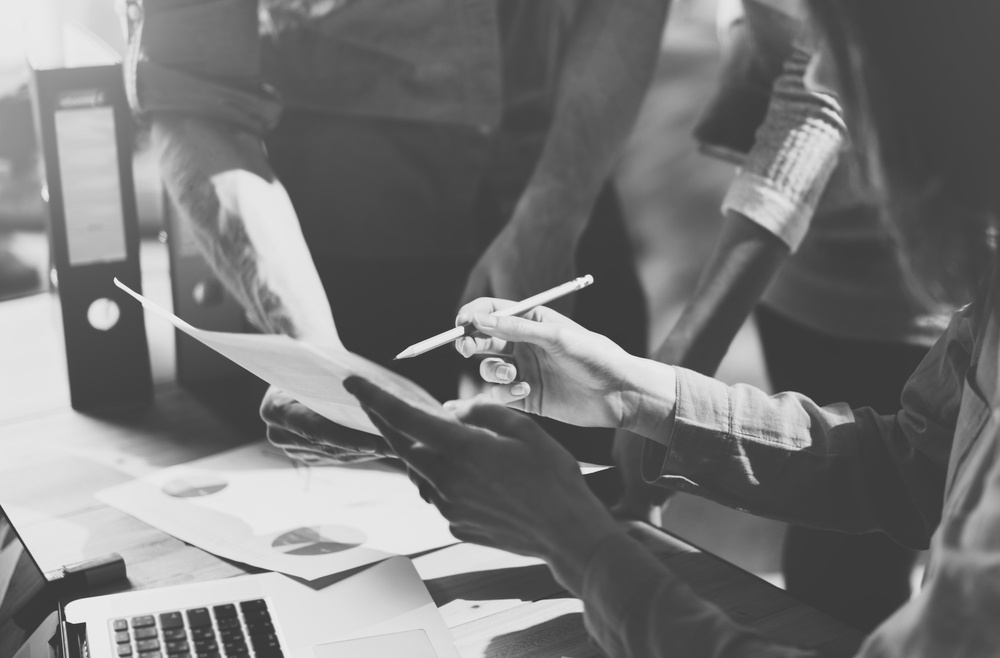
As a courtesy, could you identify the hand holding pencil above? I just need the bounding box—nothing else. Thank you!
[436,281,653,431]
[394,275,595,360]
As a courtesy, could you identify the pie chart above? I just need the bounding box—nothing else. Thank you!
[271,525,366,555]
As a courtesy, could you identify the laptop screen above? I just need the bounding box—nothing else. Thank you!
[0,504,51,627]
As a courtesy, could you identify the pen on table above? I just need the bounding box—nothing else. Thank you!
[394,274,594,360]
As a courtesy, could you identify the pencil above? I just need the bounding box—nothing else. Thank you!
[394,275,594,360]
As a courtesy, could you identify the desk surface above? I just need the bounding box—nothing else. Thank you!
[0,273,865,658]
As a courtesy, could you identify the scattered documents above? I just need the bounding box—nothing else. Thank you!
[114,279,445,436]
[97,442,456,581]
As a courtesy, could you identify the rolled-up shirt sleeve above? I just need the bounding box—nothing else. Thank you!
[721,42,846,252]
[642,304,973,549]
[126,0,281,135]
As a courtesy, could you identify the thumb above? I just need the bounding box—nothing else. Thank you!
[472,313,563,351]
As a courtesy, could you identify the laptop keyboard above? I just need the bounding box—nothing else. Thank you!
[109,599,284,658]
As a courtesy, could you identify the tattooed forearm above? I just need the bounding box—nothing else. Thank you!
[154,116,303,338]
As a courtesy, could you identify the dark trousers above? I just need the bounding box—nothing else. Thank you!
[267,112,648,471]
[755,306,927,632]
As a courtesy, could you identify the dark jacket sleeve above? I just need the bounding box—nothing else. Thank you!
[126,0,281,134]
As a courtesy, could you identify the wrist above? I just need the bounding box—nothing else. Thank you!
[621,357,676,441]
[539,503,625,596]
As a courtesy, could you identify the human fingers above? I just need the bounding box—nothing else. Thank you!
[345,377,471,454]
[479,357,518,384]
[261,389,385,455]
[357,399,450,493]
[455,297,519,325]
[469,313,566,352]
[456,334,513,359]
[442,390,529,417]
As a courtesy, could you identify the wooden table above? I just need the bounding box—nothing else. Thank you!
[0,263,864,658]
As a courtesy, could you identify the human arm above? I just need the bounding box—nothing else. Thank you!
[459,0,670,310]
[615,39,847,516]
[456,297,971,547]
[133,1,383,461]
[346,378,814,658]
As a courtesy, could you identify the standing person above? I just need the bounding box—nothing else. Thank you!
[613,0,951,631]
[126,0,666,464]
[344,1,1000,653]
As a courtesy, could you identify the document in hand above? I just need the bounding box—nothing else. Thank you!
[114,279,444,435]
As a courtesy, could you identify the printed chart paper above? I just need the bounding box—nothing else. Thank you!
[114,279,446,436]
[97,442,457,580]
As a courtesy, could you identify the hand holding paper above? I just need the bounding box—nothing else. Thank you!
[114,279,444,437]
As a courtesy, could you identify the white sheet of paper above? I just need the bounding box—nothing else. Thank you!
[313,630,438,658]
[97,442,456,581]
[114,280,444,435]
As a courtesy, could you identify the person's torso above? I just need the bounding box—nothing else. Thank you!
[259,0,578,131]
[761,166,953,347]
[858,271,1000,656]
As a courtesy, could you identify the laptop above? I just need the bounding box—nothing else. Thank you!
[1,506,458,658]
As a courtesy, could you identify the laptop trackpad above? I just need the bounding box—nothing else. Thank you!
[313,629,438,658]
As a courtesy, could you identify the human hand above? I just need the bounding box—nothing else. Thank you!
[345,376,624,589]
[260,385,390,464]
[610,429,676,523]
[451,298,641,430]
[459,213,580,315]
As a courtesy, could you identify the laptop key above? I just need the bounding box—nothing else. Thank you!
[163,629,186,641]
[216,617,240,631]
[113,620,129,632]
[212,604,237,619]
[131,616,155,629]
[165,641,189,655]
[190,628,215,641]
[139,653,162,658]
[115,632,131,644]
[222,640,247,655]
[253,651,283,658]
[218,628,244,642]
[238,600,266,613]
[196,653,220,658]
[137,639,160,653]
[135,628,158,641]
[117,645,133,657]
[160,612,184,630]
[246,620,275,637]
[193,641,218,654]
[250,634,280,653]
[241,609,269,625]
[186,608,212,629]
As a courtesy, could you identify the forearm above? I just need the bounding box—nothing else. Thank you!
[516,0,670,231]
[152,115,339,345]
[654,211,789,374]
[547,531,815,658]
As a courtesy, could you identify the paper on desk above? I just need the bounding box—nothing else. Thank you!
[313,630,439,658]
[114,279,444,436]
[97,442,457,581]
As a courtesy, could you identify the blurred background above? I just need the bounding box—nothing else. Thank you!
[0,0,785,584]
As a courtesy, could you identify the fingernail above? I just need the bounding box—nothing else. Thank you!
[511,383,529,397]
[455,313,470,326]
[458,337,474,358]
[443,400,459,413]
[496,364,513,381]
[475,313,497,328]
